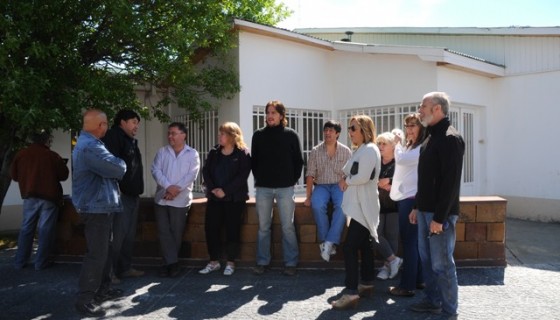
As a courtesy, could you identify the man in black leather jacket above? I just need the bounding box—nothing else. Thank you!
[102,109,144,282]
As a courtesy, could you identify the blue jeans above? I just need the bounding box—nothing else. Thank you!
[255,187,299,267]
[397,199,423,290]
[112,194,140,276]
[14,198,59,270]
[417,210,459,315]
[311,184,345,244]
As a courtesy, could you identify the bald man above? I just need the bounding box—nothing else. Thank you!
[72,109,127,317]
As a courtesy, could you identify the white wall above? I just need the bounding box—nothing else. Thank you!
[492,71,560,221]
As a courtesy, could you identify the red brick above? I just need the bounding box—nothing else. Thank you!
[240,224,258,243]
[184,224,205,242]
[295,208,316,224]
[459,203,476,222]
[141,222,158,241]
[465,223,487,241]
[487,223,505,242]
[454,242,478,260]
[478,242,505,260]
[188,209,205,224]
[298,224,317,243]
[246,208,259,224]
[456,222,465,241]
[476,202,507,222]
[239,243,256,261]
[272,243,282,260]
[299,243,321,261]
[190,242,208,259]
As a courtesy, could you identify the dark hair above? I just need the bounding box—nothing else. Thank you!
[113,109,140,127]
[265,100,288,127]
[404,113,428,149]
[323,120,342,133]
[32,130,52,145]
[168,122,188,135]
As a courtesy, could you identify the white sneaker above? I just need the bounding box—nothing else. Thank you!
[199,262,221,274]
[388,257,403,279]
[330,244,337,256]
[376,265,389,280]
[320,242,332,262]
[223,265,235,276]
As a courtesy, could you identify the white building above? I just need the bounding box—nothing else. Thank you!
[2,20,559,231]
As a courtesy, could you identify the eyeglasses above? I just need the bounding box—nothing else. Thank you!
[348,125,359,132]
[404,124,418,128]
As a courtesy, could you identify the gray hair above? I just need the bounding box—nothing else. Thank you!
[426,91,450,115]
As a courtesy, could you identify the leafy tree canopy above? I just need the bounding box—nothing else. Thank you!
[0,0,290,211]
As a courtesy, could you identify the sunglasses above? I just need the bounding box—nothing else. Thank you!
[348,125,359,132]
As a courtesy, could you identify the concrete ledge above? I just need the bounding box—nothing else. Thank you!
[55,196,507,268]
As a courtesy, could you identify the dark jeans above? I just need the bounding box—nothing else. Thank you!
[204,200,245,262]
[373,211,399,259]
[77,213,113,304]
[397,198,423,290]
[112,194,140,276]
[343,219,375,294]
[154,204,189,265]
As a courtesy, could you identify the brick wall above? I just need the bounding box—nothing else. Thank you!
[55,196,507,268]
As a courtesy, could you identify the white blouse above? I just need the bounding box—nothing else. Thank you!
[390,144,420,201]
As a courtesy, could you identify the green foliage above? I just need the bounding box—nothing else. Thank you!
[0,0,291,211]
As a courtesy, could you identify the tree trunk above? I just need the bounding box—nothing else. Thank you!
[0,143,17,216]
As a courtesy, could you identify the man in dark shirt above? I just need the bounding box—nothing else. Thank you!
[102,109,144,283]
[251,100,304,276]
[409,92,465,319]
[11,131,69,270]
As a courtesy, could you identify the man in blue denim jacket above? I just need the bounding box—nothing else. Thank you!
[72,109,127,317]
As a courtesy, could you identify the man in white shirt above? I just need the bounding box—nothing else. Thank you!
[151,122,200,277]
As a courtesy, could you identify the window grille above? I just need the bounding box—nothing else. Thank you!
[339,103,475,189]
[252,106,331,193]
[174,111,219,193]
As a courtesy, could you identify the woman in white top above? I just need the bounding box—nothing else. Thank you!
[331,115,381,310]
[388,113,428,297]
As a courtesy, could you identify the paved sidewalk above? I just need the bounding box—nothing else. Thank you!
[1,218,559,320]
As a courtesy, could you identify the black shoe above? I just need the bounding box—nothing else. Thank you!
[168,263,181,277]
[159,265,169,277]
[94,288,124,304]
[409,301,442,314]
[75,302,106,317]
[252,265,268,275]
[282,266,297,276]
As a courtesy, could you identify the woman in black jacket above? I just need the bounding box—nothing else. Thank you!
[198,122,251,276]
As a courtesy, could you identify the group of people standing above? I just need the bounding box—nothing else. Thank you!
[9,91,464,319]
[304,92,465,320]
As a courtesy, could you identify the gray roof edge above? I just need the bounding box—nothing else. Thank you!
[294,26,560,36]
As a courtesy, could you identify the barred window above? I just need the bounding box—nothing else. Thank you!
[253,106,332,193]
[174,111,219,193]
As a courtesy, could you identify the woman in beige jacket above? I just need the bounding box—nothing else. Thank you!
[332,115,381,310]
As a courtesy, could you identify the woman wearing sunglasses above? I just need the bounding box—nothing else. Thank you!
[331,115,381,310]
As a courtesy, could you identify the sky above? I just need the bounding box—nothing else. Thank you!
[276,0,560,30]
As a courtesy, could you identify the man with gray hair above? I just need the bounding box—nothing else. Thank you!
[409,92,465,319]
